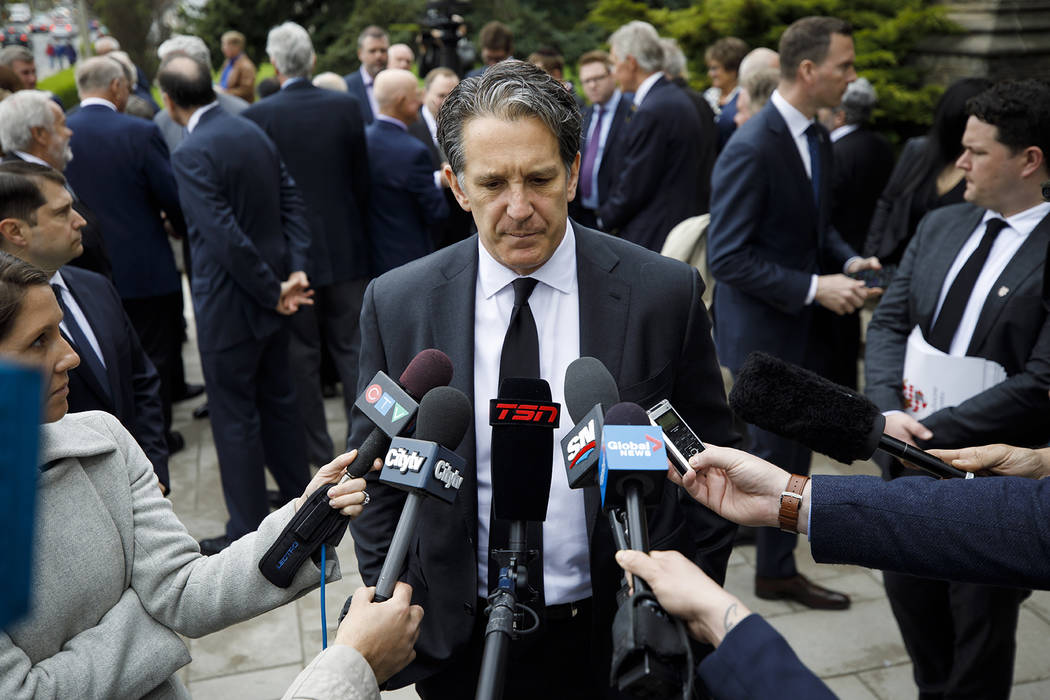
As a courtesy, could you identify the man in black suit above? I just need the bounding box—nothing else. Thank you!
[569,50,633,230]
[660,38,718,213]
[243,21,372,467]
[864,79,1050,700]
[158,55,314,553]
[0,163,169,490]
[347,60,740,699]
[342,25,388,124]
[598,21,705,252]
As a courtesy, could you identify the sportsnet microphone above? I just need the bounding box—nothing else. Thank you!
[729,352,968,479]
[477,377,560,700]
[373,385,472,601]
[258,349,452,587]
[561,357,620,489]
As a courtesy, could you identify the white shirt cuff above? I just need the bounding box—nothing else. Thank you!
[843,256,862,273]
[804,274,818,305]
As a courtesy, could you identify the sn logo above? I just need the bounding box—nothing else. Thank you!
[566,419,596,463]
[386,447,426,473]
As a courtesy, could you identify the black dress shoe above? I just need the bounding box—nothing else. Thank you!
[198,534,233,555]
[166,430,185,454]
[174,382,206,402]
[192,402,209,419]
[755,573,851,610]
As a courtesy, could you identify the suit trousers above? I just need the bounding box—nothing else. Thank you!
[122,291,184,434]
[748,424,812,578]
[883,571,1028,699]
[199,326,310,539]
[288,278,368,465]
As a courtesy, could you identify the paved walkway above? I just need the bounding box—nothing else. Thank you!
[168,289,1050,699]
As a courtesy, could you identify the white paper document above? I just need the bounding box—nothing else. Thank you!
[901,326,1007,420]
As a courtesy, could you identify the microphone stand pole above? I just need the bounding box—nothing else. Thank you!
[476,520,528,700]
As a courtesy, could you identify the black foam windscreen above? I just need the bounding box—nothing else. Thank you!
[414,385,472,449]
[604,401,650,427]
[564,357,620,423]
[728,352,882,464]
[491,377,555,521]
[400,349,454,399]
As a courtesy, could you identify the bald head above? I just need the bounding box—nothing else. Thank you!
[374,69,421,125]
[388,43,414,71]
[157,54,216,121]
[738,47,779,82]
[95,36,120,55]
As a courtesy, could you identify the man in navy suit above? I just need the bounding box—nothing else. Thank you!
[64,57,187,454]
[158,55,314,553]
[365,69,448,275]
[597,21,706,252]
[569,50,633,230]
[342,26,388,125]
[0,163,169,491]
[243,22,372,468]
[708,17,881,610]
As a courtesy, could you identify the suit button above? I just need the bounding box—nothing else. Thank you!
[464,602,474,615]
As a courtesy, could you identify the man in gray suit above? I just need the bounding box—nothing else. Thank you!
[864,79,1050,700]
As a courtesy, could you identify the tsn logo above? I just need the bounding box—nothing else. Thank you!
[491,402,559,425]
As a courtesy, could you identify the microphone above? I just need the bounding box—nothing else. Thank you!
[561,357,620,489]
[728,352,967,479]
[258,349,452,588]
[599,402,665,539]
[373,385,472,602]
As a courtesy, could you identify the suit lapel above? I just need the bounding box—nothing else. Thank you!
[764,105,819,220]
[918,206,985,333]
[63,274,120,411]
[968,211,1050,353]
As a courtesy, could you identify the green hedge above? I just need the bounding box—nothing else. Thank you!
[38,68,78,109]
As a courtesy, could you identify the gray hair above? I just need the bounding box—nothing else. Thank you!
[0,45,33,68]
[76,56,126,96]
[741,67,779,112]
[660,37,686,79]
[609,21,665,74]
[95,36,120,54]
[267,22,314,79]
[437,60,581,179]
[107,50,136,83]
[158,34,212,68]
[838,77,877,125]
[0,90,56,153]
[357,25,388,49]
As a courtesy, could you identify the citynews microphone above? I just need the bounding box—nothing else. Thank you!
[258,349,452,588]
[561,357,620,489]
[373,385,472,602]
[728,352,968,479]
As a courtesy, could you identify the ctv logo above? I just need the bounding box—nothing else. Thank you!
[365,383,410,422]
[491,401,559,425]
[566,419,596,468]
[434,460,463,489]
[386,446,426,473]
[607,435,663,457]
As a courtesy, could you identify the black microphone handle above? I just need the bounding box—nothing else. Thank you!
[374,492,425,602]
[878,435,968,479]
[341,428,393,481]
[623,481,651,595]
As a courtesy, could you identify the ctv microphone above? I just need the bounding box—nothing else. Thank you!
[373,385,472,602]
[561,357,620,489]
[728,352,967,479]
[258,349,452,588]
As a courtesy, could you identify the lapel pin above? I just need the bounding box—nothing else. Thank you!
[997,286,1009,297]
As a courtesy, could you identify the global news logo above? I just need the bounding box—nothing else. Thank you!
[606,435,663,458]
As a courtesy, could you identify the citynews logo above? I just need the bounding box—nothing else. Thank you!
[434,459,463,490]
[566,419,596,468]
[606,435,663,458]
[490,401,560,425]
[386,446,426,473]
[365,383,411,423]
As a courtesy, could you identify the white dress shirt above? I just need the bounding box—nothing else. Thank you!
[632,72,663,107]
[473,221,590,605]
[359,66,379,120]
[830,123,860,143]
[78,97,118,112]
[375,113,408,131]
[185,101,220,133]
[933,202,1050,356]
[50,270,106,368]
[420,104,447,189]
[581,90,622,210]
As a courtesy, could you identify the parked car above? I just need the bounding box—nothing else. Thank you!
[51,23,76,39]
[29,13,51,32]
[2,26,30,47]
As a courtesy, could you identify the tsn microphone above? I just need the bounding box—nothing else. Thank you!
[258,349,452,588]
[729,352,968,479]
[561,357,620,489]
[373,386,472,602]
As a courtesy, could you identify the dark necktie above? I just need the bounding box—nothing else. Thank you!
[805,123,823,208]
[927,218,1009,352]
[578,105,604,203]
[52,284,110,399]
[490,277,544,599]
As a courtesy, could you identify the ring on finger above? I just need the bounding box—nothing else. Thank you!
[361,491,370,506]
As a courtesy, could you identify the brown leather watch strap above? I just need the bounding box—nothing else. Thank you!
[778,474,810,533]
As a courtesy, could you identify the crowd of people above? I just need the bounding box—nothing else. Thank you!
[0,10,1048,700]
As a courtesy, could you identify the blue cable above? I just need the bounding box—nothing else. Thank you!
[320,544,328,649]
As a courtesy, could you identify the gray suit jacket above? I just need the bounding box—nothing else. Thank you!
[865,203,1050,454]
[0,411,338,699]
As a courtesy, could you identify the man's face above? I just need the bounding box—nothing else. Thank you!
[447,116,579,276]
[424,74,458,117]
[609,48,639,93]
[25,180,85,270]
[12,59,36,89]
[389,45,414,71]
[956,116,1031,213]
[359,36,389,77]
[810,33,856,110]
[42,102,73,170]
[221,40,240,60]
[580,61,615,106]
[481,46,509,67]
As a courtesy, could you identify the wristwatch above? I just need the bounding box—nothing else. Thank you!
[778,474,810,533]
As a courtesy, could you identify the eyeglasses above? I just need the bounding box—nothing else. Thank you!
[581,74,612,86]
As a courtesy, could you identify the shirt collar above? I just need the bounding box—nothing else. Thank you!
[633,73,663,107]
[186,101,220,133]
[984,201,1050,237]
[830,124,860,142]
[12,151,50,167]
[478,219,576,300]
[597,89,621,112]
[79,97,117,112]
[360,65,374,87]
[281,76,307,89]
[376,113,408,131]
[49,269,67,292]
[771,89,814,140]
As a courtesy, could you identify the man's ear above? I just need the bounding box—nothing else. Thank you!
[1020,145,1046,181]
[566,151,581,203]
[0,218,29,249]
[444,165,471,212]
[29,124,49,150]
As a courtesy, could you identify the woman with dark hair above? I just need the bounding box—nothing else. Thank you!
[863,77,994,267]
[703,36,749,148]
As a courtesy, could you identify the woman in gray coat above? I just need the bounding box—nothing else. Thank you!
[0,251,377,698]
